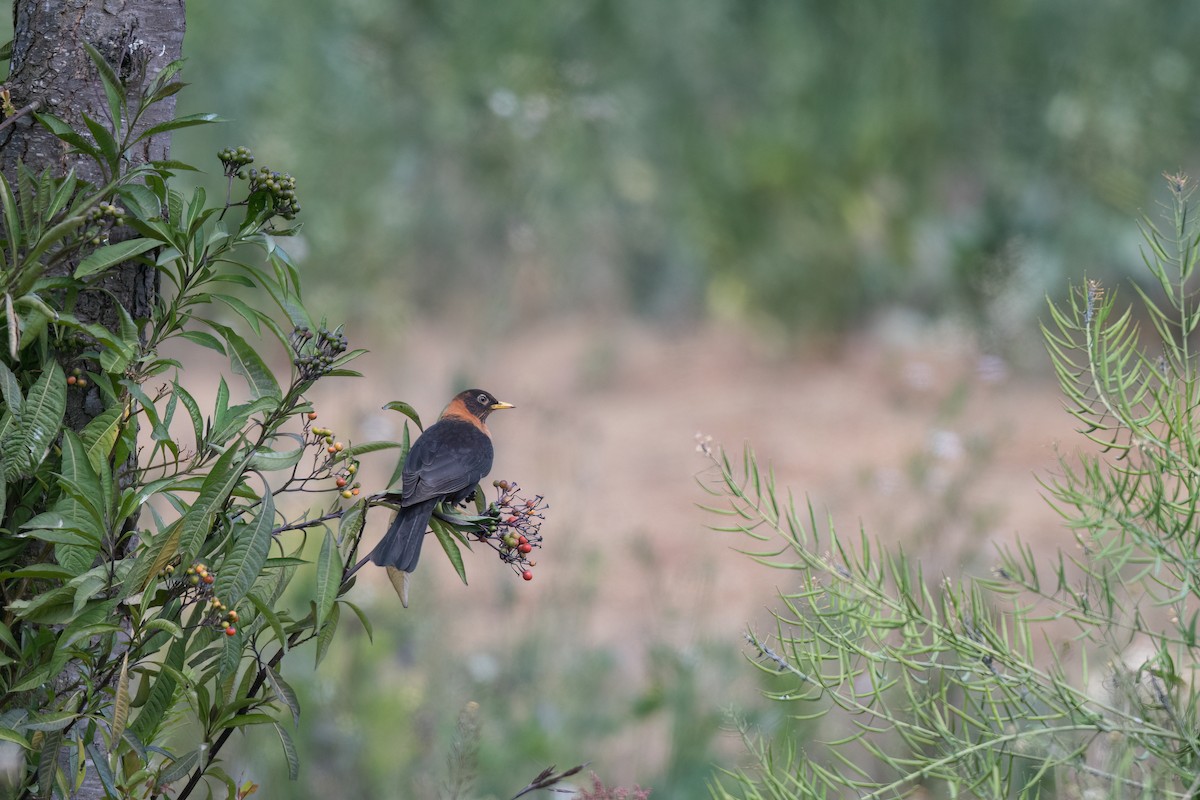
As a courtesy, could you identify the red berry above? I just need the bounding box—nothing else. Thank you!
[335,477,347,487]
[203,574,215,585]
[517,535,528,545]
[225,626,237,636]
[522,570,533,581]
[519,543,532,554]
[67,375,77,385]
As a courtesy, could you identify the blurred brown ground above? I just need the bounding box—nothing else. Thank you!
[306,317,1074,657]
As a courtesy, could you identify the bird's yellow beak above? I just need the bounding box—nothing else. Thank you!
[490,401,515,411]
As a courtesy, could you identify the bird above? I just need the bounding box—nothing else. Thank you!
[368,389,514,574]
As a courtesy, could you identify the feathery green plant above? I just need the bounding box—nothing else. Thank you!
[704,174,1200,799]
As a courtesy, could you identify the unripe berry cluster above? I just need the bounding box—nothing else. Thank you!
[83,201,127,246]
[480,480,547,581]
[304,410,363,497]
[158,561,241,636]
[218,145,254,177]
[247,165,301,220]
[290,325,349,382]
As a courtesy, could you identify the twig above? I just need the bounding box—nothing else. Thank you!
[0,98,42,134]
[508,763,588,800]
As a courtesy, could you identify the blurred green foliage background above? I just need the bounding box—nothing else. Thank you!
[6,1,1200,797]
[173,1,1200,339]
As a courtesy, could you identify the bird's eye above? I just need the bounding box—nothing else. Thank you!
[477,393,489,405]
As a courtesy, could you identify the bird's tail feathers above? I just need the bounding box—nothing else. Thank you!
[369,498,439,573]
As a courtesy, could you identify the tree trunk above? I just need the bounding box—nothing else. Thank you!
[2,3,184,797]
[3,0,184,426]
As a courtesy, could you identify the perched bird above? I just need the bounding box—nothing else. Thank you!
[368,389,514,573]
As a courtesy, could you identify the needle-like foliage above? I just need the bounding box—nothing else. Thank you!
[704,175,1200,799]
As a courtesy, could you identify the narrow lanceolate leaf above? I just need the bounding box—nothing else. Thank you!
[273,722,300,780]
[265,665,300,727]
[314,529,342,631]
[109,653,130,748]
[54,430,105,573]
[383,400,423,431]
[430,517,468,585]
[176,443,247,567]
[73,238,159,278]
[0,359,22,416]
[130,638,185,742]
[124,520,181,598]
[3,293,14,361]
[338,499,367,562]
[218,492,274,610]
[204,321,280,400]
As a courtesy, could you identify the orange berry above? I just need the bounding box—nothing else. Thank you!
[308,411,318,420]
[67,375,77,385]
[334,442,344,452]
[203,574,215,585]
[351,488,360,496]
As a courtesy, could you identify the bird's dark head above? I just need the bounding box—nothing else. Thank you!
[446,389,515,422]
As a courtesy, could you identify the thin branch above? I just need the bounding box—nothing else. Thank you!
[0,98,42,134]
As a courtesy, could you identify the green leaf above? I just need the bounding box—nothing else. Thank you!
[341,599,374,643]
[314,602,340,668]
[430,517,468,585]
[273,722,300,780]
[342,440,403,458]
[0,359,22,415]
[247,592,287,651]
[247,441,305,472]
[80,402,126,472]
[204,321,280,401]
[218,492,274,611]
[176,330,226,354]
[74,238,159,278]
[80,112,119,171]
[109,653,130,748]
[35,112,103,161]
[176,443,247,566]
[3,361,65,480]
[265,666,300,728]
[0,727,30,749]
[315,529,341,631]
[338,499,367,561]
[130,638,185,741]
[82,42,125,128]
[134,113,226,144]
[383,400,423,431]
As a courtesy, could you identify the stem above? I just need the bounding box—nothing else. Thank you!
[0,98,42,134]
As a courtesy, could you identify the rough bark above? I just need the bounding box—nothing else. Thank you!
[4,0,184,428]
[3,3,184,797]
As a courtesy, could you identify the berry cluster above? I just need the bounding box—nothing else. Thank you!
[158,561,240,636]
[305,411,363,498]
[66,366,89,389]
[290,325,349,382]
[247,165,301,220]
[83,200,127,246]
[218,145,255,177]
[478,480,547,581]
